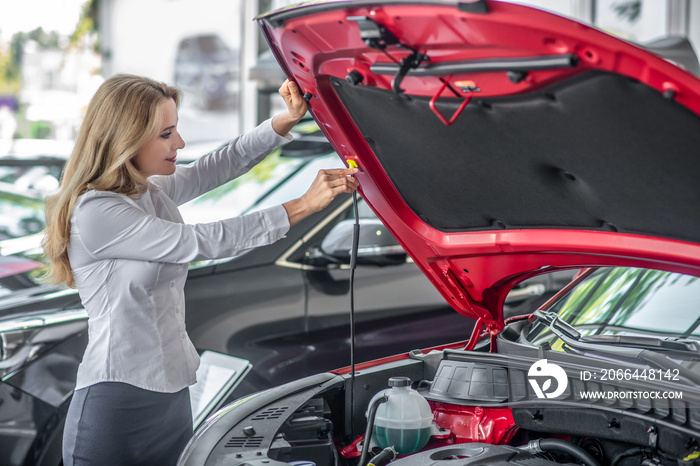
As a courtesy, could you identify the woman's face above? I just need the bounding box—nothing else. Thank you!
[133,98,185,177]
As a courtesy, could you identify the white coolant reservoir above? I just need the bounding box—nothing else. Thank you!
[368,376,433,454]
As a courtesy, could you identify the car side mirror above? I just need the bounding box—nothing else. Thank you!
[318,218,407,266]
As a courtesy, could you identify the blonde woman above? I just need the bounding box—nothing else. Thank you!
[43,74,358,465]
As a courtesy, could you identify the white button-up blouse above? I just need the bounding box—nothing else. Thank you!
[68,119,291,393]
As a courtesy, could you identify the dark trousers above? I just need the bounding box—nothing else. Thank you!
[63,382,193,466]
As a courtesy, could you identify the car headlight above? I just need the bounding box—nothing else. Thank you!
[0,308,88,376]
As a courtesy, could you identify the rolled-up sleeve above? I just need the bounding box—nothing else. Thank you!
[74,191,290,263]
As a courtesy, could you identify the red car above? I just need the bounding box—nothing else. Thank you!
[178,1,700,465]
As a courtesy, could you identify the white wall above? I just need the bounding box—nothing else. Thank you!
[99,0,257,138]
[100,0,245,83]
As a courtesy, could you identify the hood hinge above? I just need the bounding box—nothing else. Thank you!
[444,268,503,334]
[346,15,429,94]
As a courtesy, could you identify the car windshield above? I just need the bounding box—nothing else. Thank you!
[526,267,700,349]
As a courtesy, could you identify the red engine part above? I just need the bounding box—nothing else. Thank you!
[430,402,518,445]
[339,403,518,459]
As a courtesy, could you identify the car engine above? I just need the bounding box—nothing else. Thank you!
[194,343,700,466]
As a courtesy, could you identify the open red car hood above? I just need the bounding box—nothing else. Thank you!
[258,0,700,333]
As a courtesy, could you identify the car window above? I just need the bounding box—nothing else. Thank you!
[0,164,61,192]
[0,190,46,240]
[178,149,342,270]
[244,153,344,214]
[527,267,700,346]
[178,151,307,224]
[178,122,345,223]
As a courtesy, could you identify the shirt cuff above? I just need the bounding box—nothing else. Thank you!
[263,117,294,143]
[261,204,291,240]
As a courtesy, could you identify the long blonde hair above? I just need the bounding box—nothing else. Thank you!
[42,74,180,287]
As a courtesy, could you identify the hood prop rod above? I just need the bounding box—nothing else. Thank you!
[348,161,360,437]
[391,49,429,94]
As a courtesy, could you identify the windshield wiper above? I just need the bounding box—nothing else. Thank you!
[533,310,700,385]
[534,310,700,354]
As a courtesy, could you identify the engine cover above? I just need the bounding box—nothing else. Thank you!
[388,443,566,465]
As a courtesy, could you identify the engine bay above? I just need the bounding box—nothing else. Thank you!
[200,343,700,466]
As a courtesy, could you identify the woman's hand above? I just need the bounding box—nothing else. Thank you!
[283,167,359,226]
[272,79,309,136]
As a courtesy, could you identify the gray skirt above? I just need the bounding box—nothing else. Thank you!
[63,382,193,466]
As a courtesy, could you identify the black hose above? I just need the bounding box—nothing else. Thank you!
[367,446,396,466]
[521,438,601,466]
[540,438,601,466]
[350,191,360,270]
[358,393,388,466]
[610,447,647,466]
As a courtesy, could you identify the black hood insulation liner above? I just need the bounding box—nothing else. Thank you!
[332,71,700,244]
